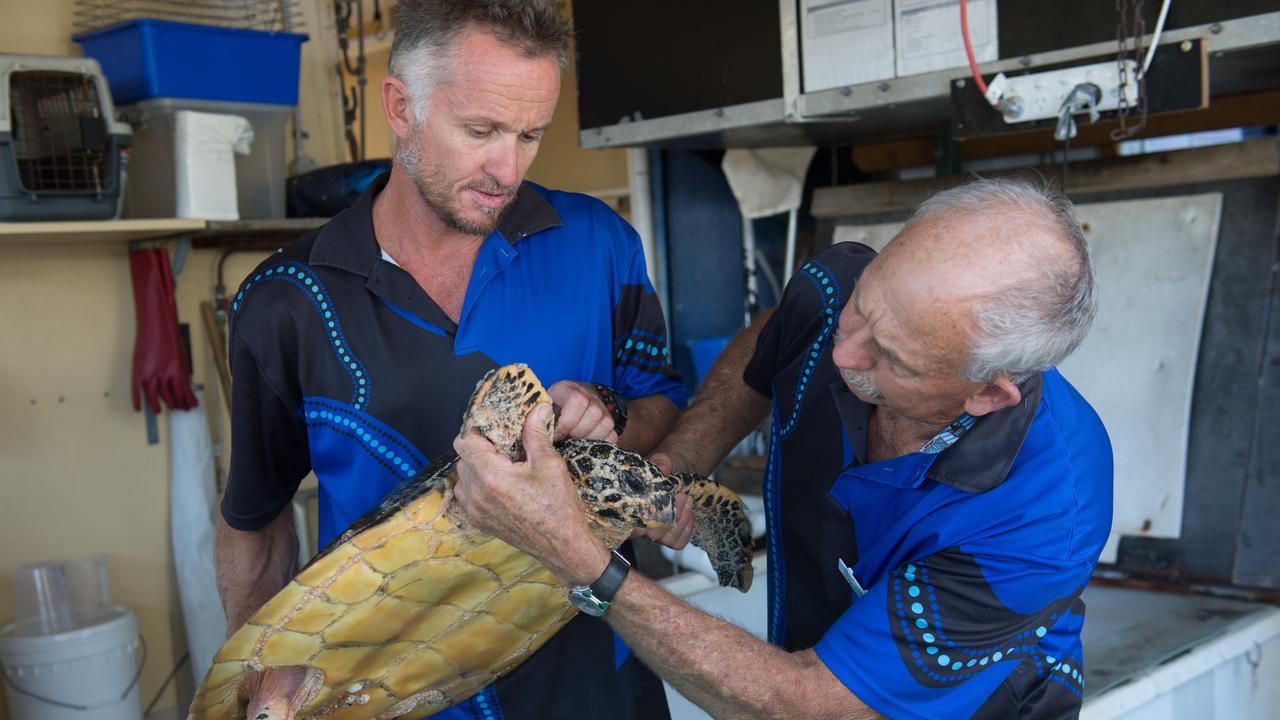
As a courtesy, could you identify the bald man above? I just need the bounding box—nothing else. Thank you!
[452,178,1114,719]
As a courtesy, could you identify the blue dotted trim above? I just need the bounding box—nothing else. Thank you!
[892,561,1084,692]
[302,398,426,479]
[615,332,672,369]
[779,259,841,439]
[1042,653,1086,697]
[234,262,372,410]
[464,685,504,719]
[614,328,667,344]
[764,401,787,646]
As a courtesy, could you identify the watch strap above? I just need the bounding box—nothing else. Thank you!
[592,384,629,436]
[589,549,632,603]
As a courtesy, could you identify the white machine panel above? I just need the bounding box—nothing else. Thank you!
[996,60,1140,124]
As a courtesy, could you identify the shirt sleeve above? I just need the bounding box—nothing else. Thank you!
[813,548,1089,720]
[220,303,312,531]
[744,242,876,396]
[611,239,688,409]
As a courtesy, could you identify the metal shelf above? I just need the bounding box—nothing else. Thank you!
[577,10,1280,150]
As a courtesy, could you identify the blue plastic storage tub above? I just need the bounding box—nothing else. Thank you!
[73,20,308,106]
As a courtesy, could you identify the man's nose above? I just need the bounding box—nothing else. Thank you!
[482,137,522,189]
[833,331,874,372]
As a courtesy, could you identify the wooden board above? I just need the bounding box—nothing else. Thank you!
[813,138,1280,217]
[0,218,206,246]
[852,90,1280,174]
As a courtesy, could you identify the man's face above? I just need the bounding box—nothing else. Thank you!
[399,29,560,236]
[830,255,984,426]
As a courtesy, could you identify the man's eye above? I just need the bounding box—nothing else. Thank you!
[468,127,492,139]
[519,133,541,143]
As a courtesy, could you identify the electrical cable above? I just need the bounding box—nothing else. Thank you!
[1061,132,1071,194]
[1140,0,1173,77]
[143,652,190,716]
[959,0,989,97]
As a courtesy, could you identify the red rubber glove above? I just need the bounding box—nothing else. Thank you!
[129,248,198,413]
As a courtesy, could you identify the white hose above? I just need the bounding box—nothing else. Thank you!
[1140,0,1174,78]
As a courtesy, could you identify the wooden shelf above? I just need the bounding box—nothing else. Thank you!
[192,218,328,248]
[0,218,206,246]
[0,217,329,248]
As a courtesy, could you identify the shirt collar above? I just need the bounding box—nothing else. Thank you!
[308,170,564,274]
[828,372,1044,494]
[925,373,1044,493]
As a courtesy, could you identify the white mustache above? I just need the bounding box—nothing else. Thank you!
[840,366,884,401]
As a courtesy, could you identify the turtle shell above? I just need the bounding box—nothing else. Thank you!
[188,364,752,719]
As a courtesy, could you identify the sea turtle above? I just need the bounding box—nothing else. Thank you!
[188,364,754,720]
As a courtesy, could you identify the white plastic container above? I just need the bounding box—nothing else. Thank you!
[0,606,143,720]
[121,96,292,219]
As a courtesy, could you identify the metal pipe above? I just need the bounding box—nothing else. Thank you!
[783,208,798,282]
[627,147,657,288]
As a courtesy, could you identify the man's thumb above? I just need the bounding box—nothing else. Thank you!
[524,403,557,455]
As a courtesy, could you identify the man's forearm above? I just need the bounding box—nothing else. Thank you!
[617,394,678,454]
[655,311,774,475]
[607,572,878,720]
[214,509,299,636]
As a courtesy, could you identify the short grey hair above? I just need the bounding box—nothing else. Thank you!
[908,177,1098,384]
[389,0,570,122]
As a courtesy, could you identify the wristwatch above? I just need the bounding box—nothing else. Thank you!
[592,384,629,436]
[568,549,631,617]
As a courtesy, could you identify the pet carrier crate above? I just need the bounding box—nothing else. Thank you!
[0,54,131,221]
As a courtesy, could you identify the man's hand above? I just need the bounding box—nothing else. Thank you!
[238,666,310,720]
[453,403,609,586]
[631,449,696,549]
[633,492,694,549]
[548,380,618,443]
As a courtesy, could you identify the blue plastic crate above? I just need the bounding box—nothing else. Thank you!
[73,19,308,106]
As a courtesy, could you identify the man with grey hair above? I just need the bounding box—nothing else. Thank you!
[217,2,687,718]
[454,177,1114,718]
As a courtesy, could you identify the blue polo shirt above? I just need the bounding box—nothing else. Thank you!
[224,172,683,719]
[743,242,1113,718]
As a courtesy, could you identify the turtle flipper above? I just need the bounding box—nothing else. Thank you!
[461,364,554,460]
[673,474,754,592]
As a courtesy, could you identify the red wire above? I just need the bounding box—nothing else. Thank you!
[959,0,989,98]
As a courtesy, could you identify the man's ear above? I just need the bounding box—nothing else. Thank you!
[963,375,1022,417]
[381,75,415,142]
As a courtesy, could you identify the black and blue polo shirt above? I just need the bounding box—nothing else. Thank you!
[744,242,1113,719]
[223,172,684,719]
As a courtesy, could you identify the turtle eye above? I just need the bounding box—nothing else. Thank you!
[620,469,647,495]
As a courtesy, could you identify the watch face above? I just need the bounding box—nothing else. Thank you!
[568,588,608,617]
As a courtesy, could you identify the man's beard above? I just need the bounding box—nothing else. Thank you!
[841,366,885,403]
[396,126,517,236]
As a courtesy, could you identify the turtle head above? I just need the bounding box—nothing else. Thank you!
[561,439,681,529]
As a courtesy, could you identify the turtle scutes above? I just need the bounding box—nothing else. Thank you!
[188,363,754,720]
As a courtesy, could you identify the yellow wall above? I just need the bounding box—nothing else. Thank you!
[0,2,625,718]
[0,0,337,716]
[0,245,268,718]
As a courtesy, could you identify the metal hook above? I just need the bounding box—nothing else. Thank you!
[1054,83,1104,141]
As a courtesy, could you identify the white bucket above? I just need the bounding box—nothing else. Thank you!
[0,606,143,720]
